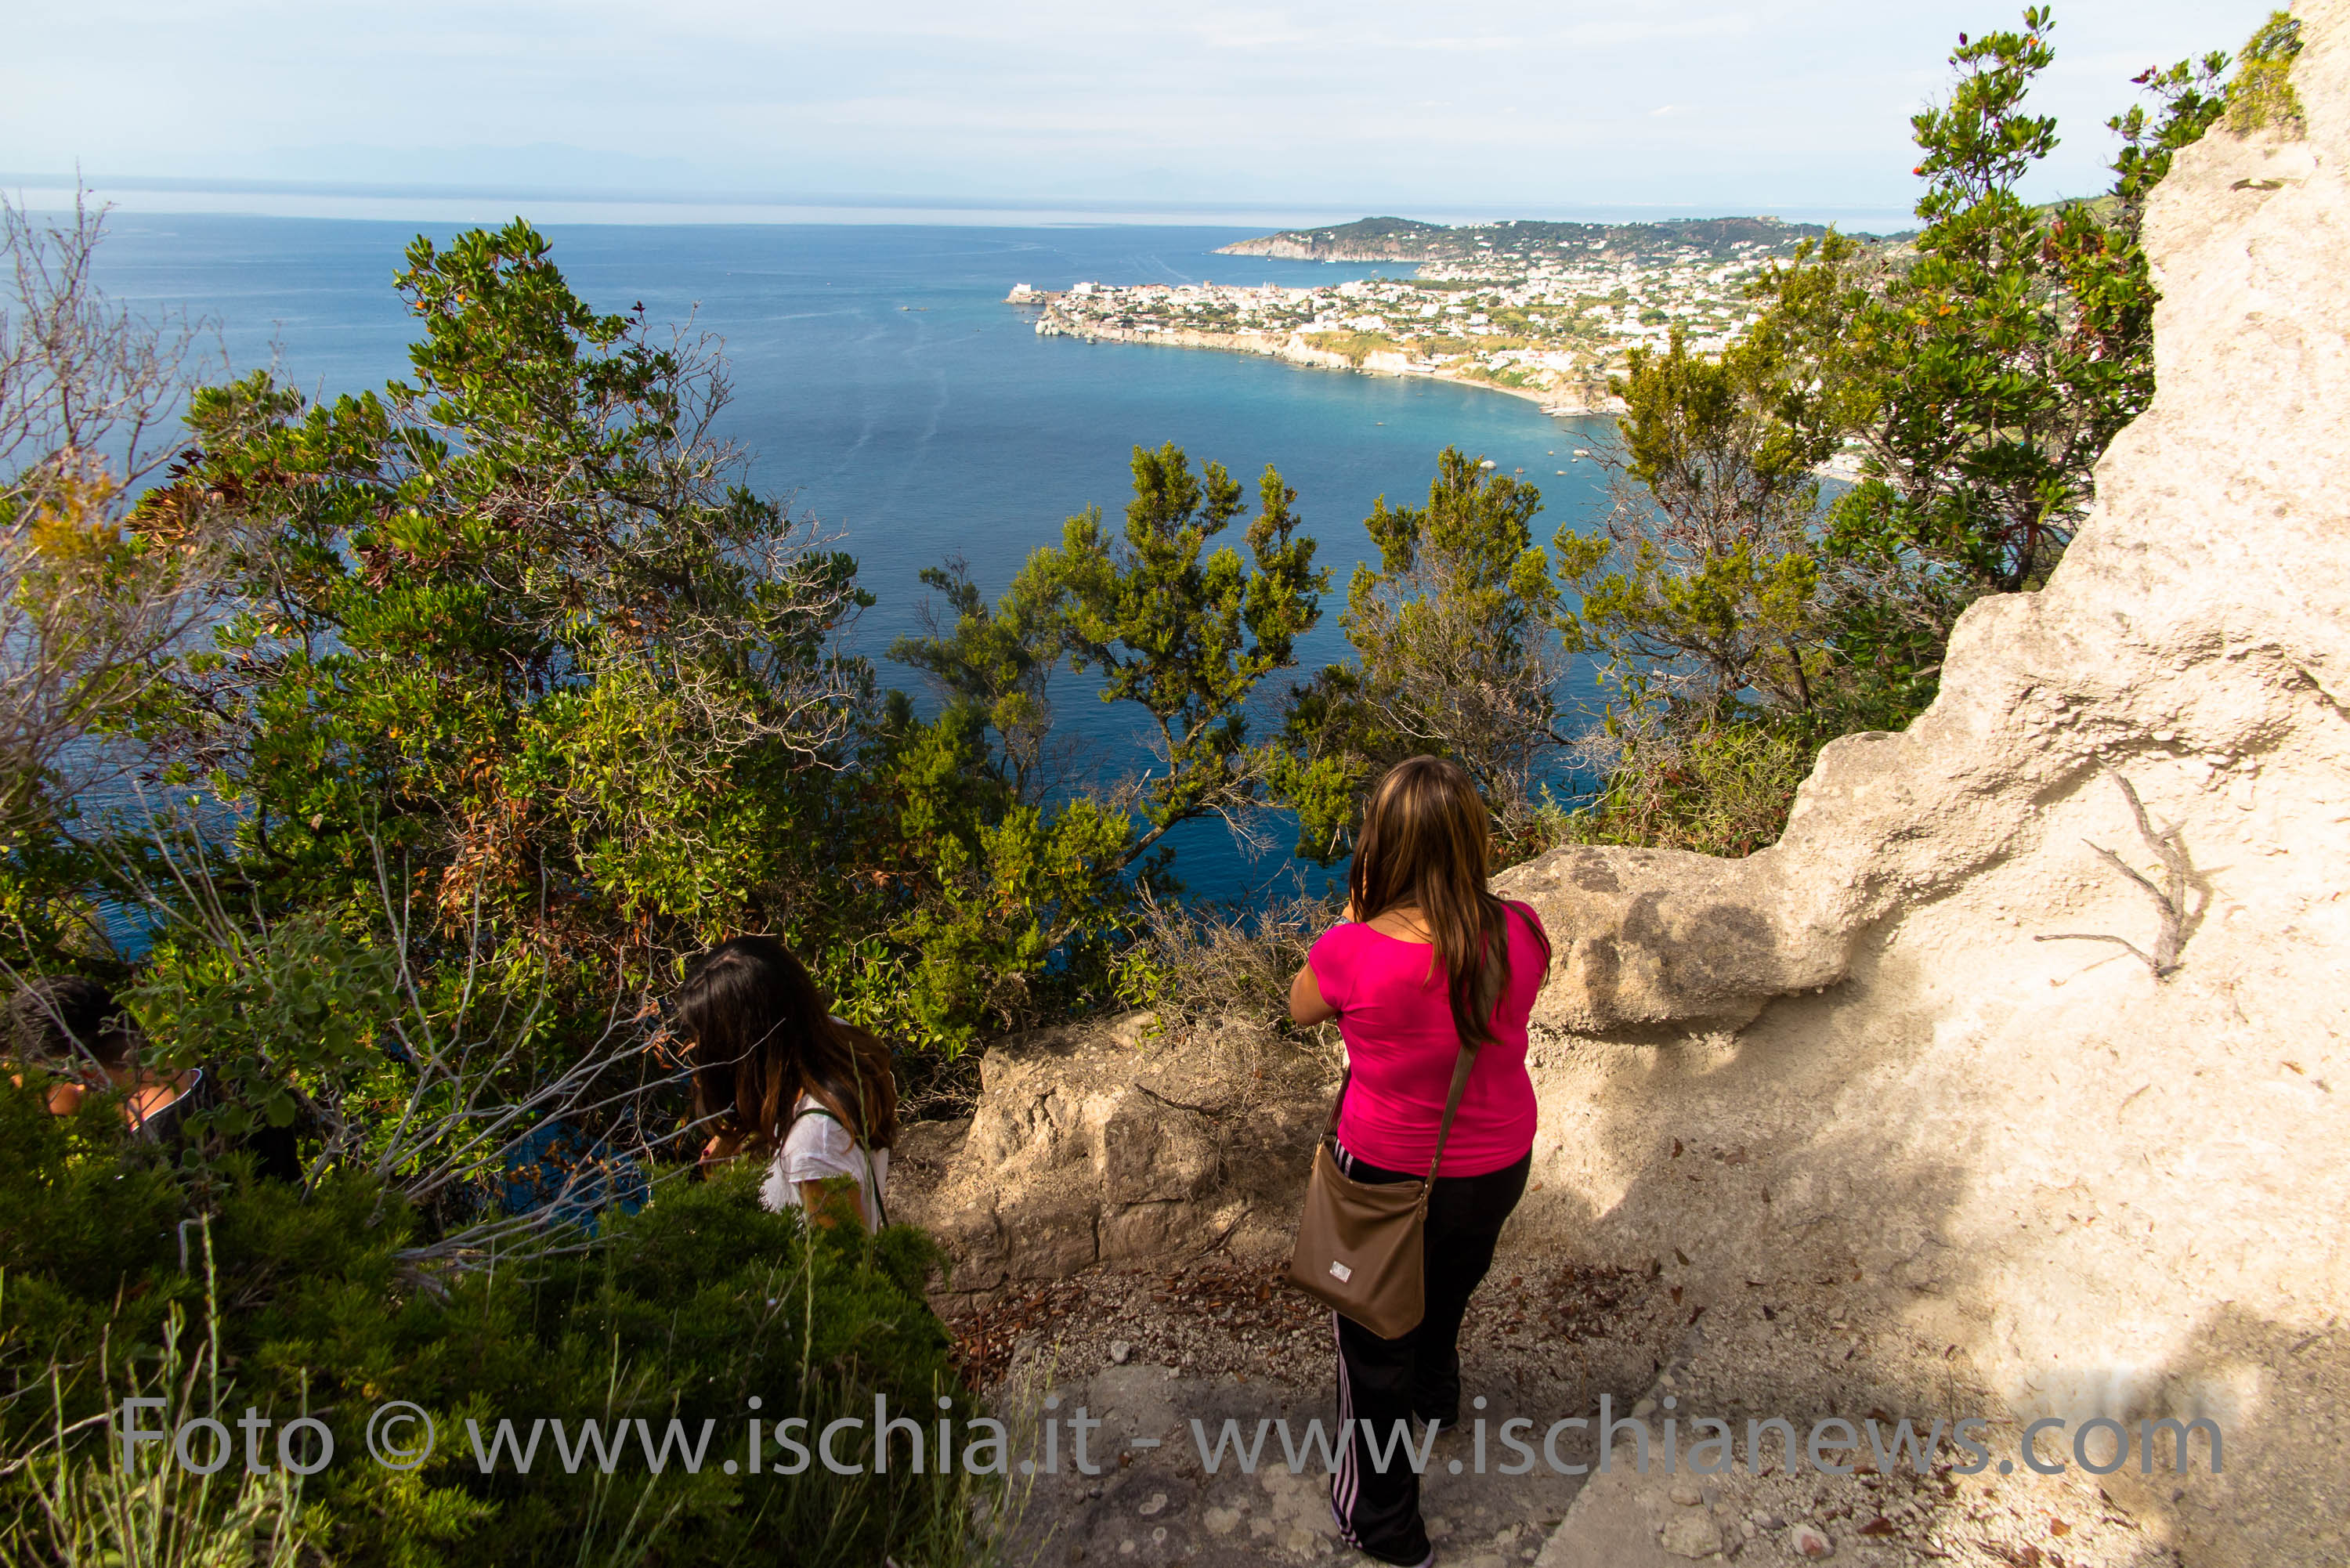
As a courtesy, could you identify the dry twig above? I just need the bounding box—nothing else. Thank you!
[2036,768,2193,979]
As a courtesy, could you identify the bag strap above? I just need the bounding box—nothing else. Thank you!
[1421,901,1541,1176]
[1422,1041,1479,1184]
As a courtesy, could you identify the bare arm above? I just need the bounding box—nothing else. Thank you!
[1289,899,1362,1027]
[1289,962,1337,1026]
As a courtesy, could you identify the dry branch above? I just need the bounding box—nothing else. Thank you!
[2036,767,2193,979]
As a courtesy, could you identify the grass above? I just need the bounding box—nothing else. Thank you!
[1301,331,1404,366]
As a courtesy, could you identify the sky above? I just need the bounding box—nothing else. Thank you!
[2,1,2275,224]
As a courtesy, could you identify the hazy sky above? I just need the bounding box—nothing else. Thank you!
[4,1,2274,219]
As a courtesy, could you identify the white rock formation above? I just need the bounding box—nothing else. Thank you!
[891,1012,1332,1294]
[1495,9,2350,1563]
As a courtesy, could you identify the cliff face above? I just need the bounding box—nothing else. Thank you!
[1495,7,2350,1563]
[1212,236,1437,263]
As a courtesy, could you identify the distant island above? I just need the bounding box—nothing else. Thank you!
[1212,213,1836,265]
[1007,215,1879,418]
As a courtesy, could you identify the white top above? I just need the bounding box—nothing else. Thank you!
[759,1091,890,1234]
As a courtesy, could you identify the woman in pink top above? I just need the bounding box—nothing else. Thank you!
[1289,757,1549,1568]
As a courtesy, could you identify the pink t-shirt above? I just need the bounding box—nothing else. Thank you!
[1307,901,1548,1178]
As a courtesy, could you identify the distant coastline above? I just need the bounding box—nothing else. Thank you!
[1211,212,1869,263]
[1009,293,1620,417]
[1004,214,1879,424]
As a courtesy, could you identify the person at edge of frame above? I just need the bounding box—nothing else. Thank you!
[7,973,306,1181]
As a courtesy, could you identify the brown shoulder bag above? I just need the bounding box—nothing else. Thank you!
[1282,1041,1477,1339]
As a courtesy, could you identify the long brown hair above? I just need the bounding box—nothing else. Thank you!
[674,935,898,1154]
[1349,756,1535,1046]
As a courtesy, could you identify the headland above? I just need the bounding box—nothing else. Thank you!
[1005,215,1885,420]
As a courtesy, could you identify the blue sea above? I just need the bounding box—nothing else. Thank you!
[91,213,1616,903]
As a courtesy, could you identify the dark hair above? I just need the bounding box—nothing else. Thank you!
[673,936,898,1153]
[1349,757,1539,1047]
[6,976,136,1071]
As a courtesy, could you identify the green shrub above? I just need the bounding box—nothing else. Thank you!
[2228,11,2303,135]
[0,1087,994,1568]
[1547,718,1815,860]
[1300,330,1398,365]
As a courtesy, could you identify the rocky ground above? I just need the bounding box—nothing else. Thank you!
[1534,1300,2188,1568]
[944,1250,1681,1568]
[938,1255,2178,1568]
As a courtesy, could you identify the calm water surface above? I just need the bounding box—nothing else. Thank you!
[92,214,1616,901]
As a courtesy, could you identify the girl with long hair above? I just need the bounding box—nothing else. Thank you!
[1289,755,1551,1567]
[673,934,899,1232]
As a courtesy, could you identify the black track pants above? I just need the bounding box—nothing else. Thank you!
[1329,1144,1531,1565]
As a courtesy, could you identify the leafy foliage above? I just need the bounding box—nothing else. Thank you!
[2227,11,2304,135]
[877,443,1325,1036]
[1270,448,1563,858]
[0,1090,986,1567]
[1550,717,1815,859]
[1549,5,2246,857]
[1559,330,1835,723]
[1025,447,1325,861]
[1814,10,2140,595]
[150,222,867,979]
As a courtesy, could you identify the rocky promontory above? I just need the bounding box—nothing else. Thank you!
[1000,216,1837,418]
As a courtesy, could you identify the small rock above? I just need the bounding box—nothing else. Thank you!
[1788,1523,1835,1559]
[1632,1397,1658,1418]
[1660,1514,1723,1558]
[1669,1481,1705,1506]
[1137,1492,1167,1517]
[1751,1513,1783,1531]
[1109,1339,1132,1364]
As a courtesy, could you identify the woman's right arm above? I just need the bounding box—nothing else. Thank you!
[1291,924,1345,1026]
[1289,963,1337,1026]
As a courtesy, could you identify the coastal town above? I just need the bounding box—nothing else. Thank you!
[1006,215,1874,415]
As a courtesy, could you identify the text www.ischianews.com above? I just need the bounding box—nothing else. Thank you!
[117,1393,2223,1480]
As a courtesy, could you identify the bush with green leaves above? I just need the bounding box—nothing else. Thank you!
[3,212,1329,1062]
[0,1087,993,1568]
[1267,446,1563,859]
[1541,5,2252,858]
[2226,11,2303,136]
[877,442,1326,1038]
[1550,717,1816,860]
[139,222,867,976]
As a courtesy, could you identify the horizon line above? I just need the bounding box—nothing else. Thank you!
[0,171,1928,233]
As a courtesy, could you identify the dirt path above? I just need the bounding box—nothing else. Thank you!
[944,1249,1687,1566]
[941,1257,2178,1568]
